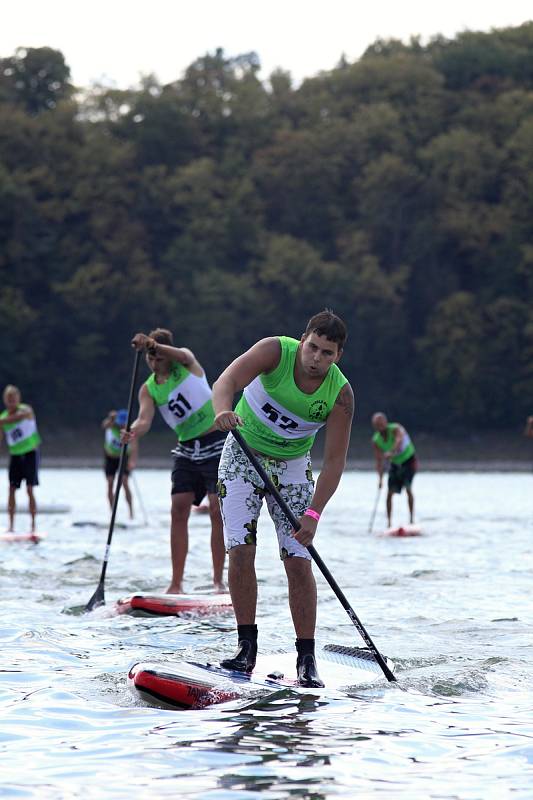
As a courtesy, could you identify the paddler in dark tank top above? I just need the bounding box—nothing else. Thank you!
[371,412,417,527]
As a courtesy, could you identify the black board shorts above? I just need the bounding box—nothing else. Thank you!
[104,454,130,478]
[388,455,417,494]
[171,430,226,506]
[9,449,40,489]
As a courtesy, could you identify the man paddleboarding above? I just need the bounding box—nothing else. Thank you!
[371,412,417,527]
[102,408,138,519]
[0,385,41,533]
[212,309,354,688]
[122,329,226,593]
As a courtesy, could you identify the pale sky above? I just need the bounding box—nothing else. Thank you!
[2,1,532,88]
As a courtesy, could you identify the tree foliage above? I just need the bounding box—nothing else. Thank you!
[1,28,533,430]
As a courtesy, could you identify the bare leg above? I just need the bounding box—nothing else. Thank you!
[284,557,317,638]
[386,491,393,527]
[8,487,16,532]
[207,492,226,591]
[27,485,37,533]
[166,492,194,594]
[122,476,134,519]
[106,476,114,510]
[407,488,415,523]
[227,544,257,624]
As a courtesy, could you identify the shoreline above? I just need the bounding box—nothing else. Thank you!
[2,456,530,472]
[1,427,531,473]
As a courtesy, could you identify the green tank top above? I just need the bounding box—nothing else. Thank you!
[104,425,122,457]
[145,363,215,442]
[372,423,415,464]
[235,336,348,459]
[0,404,41,455]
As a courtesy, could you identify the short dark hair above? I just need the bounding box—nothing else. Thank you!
[148,328,174,346]
[304,309,347,349]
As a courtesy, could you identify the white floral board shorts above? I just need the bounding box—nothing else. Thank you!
[217,434,314,560]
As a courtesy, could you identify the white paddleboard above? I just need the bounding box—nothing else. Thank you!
[129,644,395,709]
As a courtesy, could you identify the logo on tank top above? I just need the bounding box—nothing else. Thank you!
[308,399,328,421]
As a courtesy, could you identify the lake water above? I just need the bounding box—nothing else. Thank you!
[1,467,532,799]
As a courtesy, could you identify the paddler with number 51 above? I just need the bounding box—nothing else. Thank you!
[121,329,227,594]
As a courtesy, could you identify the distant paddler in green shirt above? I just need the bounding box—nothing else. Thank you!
[101,408,138,519]
[0,385,41,533]
[212,309,354,688]
[371,412,417,527]
[122,328,226,595]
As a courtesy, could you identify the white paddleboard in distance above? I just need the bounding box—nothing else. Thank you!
[71,520,139,529]
[0,531,47,543]
[0,504,70,514]
[129,644,395,709]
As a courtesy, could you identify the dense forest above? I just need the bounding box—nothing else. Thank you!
[1,23,532,432]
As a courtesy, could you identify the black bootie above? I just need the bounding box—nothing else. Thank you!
[296,638,325,688]
[220,624,258,673]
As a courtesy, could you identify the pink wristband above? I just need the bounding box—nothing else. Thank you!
[304,508,321,522]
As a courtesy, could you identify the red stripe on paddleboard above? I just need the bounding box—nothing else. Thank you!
[381,524,422,537]
[128,663,239,709]
[115,593,232,616]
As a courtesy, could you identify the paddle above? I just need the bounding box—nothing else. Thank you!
[367,484,382,534]
[85,350,142,612]
[231,428,397,683]
[131,471,148,527]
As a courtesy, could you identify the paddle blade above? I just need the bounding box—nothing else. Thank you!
[324,643,395,677]
[85,584,105,613]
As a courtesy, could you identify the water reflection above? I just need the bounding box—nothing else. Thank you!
[1,469,533,798]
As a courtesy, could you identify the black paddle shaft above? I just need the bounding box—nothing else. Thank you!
[231,429,396,682]
[85,349,142,612]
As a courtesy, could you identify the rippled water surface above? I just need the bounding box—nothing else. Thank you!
[2,468,532,798]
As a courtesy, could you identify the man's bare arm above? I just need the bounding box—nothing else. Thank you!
[212,338,281,430]
[392,424,405,454]
[131,333,202,375]
[293,383,354,547]
[102,411,117,430]
[373,443,385,483]
[310,383,354,512]
[0,406,33,426]
[121,385,155,442]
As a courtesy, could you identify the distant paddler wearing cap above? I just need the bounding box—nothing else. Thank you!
[102,408,137,519]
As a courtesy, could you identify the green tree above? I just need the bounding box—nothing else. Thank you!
[417,292,485,421]
[0,47,72,113]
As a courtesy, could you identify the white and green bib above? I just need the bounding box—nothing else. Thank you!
[0,405,41,455]
[145,364,214,442]
[235,336,348,459]
[104,426,122,457]
[372,423,415,465]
